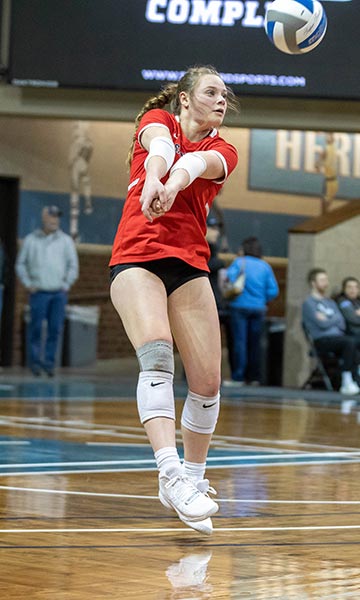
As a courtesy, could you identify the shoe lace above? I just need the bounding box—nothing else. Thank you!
[196,479,217,497]
[165,475,202,505]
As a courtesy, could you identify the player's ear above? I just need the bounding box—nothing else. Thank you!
[179,91,189,109]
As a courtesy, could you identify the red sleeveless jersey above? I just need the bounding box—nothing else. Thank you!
[110,109,238,271]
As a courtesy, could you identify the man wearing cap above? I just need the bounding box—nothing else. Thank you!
[16,206,79,376]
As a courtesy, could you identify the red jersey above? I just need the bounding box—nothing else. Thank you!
[110,109,238,271]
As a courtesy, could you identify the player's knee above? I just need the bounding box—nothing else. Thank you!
[181,390,220,435]
[186,371,221,398]
[194,377,221,399]
[136,339,174,374]
[136,339,175,424]
[136,370,175,424]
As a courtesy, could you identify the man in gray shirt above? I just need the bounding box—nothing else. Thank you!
[16,206,79,376]
[302,268,359,395]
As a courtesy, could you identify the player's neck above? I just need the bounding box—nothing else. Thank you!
[179,116,213,143]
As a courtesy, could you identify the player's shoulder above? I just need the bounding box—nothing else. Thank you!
[139,108,175,128]
[208,132,238,156]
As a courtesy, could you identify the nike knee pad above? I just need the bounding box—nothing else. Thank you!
[136,339,174,374]
[181,390,220,435]
[137,370,175,424]
[136,340,175,423]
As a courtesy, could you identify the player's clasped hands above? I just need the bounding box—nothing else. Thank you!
[139,175,167,221]
[140,175,180,222]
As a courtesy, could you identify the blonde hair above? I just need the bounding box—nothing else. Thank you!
[126,65,238,168]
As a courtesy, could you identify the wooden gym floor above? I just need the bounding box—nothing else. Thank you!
[0,364,359,599]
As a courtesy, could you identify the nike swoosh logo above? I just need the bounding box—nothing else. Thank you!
[150,382,165,387]
[203,402,217,408]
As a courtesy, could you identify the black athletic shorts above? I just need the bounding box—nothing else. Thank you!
[109,257,208,297]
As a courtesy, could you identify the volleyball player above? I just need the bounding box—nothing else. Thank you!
[110,65,238,534]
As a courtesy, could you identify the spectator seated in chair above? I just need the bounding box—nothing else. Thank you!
[337,276,360,384]
[302,320,342,391]
[302,268,360,395]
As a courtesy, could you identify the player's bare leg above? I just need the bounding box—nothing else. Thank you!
[111,269,218,532]
[169,277,221,533]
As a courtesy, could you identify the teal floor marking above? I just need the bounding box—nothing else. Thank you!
[0,436,358,475]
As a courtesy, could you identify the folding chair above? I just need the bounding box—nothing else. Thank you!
[302,323,335,391]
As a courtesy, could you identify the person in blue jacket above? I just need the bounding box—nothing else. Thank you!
[225,237,279,385]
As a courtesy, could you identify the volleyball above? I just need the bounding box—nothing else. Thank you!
[151,198,163,214]
[264,0,327,55]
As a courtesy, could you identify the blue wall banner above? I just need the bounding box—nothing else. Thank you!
[249,130,360,199]
[19,191,124,245]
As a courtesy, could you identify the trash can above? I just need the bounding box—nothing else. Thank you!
[23,305,63,367]
[260,317,285,386]
[62,305,100,367]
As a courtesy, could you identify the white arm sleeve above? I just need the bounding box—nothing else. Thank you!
[169,152,207,187]
[144,136,176,173]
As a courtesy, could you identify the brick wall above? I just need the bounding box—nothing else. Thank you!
[13,244,133,365]
[12,246,287,366]
[267,261,287,318]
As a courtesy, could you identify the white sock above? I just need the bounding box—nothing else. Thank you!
[183,460,206,483]
[154,447,181,477]
[342,371,355,386]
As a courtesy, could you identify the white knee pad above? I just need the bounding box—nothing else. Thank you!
[181,390,220,435]
[137,371,175,424]
[136,340,174,374]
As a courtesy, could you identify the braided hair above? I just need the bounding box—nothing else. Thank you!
[126,65,238,168]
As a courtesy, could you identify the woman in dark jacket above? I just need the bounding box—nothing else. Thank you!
[337,277,360,337]
[337,276,360,384]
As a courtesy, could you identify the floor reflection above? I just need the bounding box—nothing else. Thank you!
[160,545,360,599]
[165,550,213,599]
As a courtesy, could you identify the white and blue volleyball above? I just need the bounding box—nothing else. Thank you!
[264,0,327,55]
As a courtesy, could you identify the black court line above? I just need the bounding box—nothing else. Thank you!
[1,541,360,550]
[1,510,360,521]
